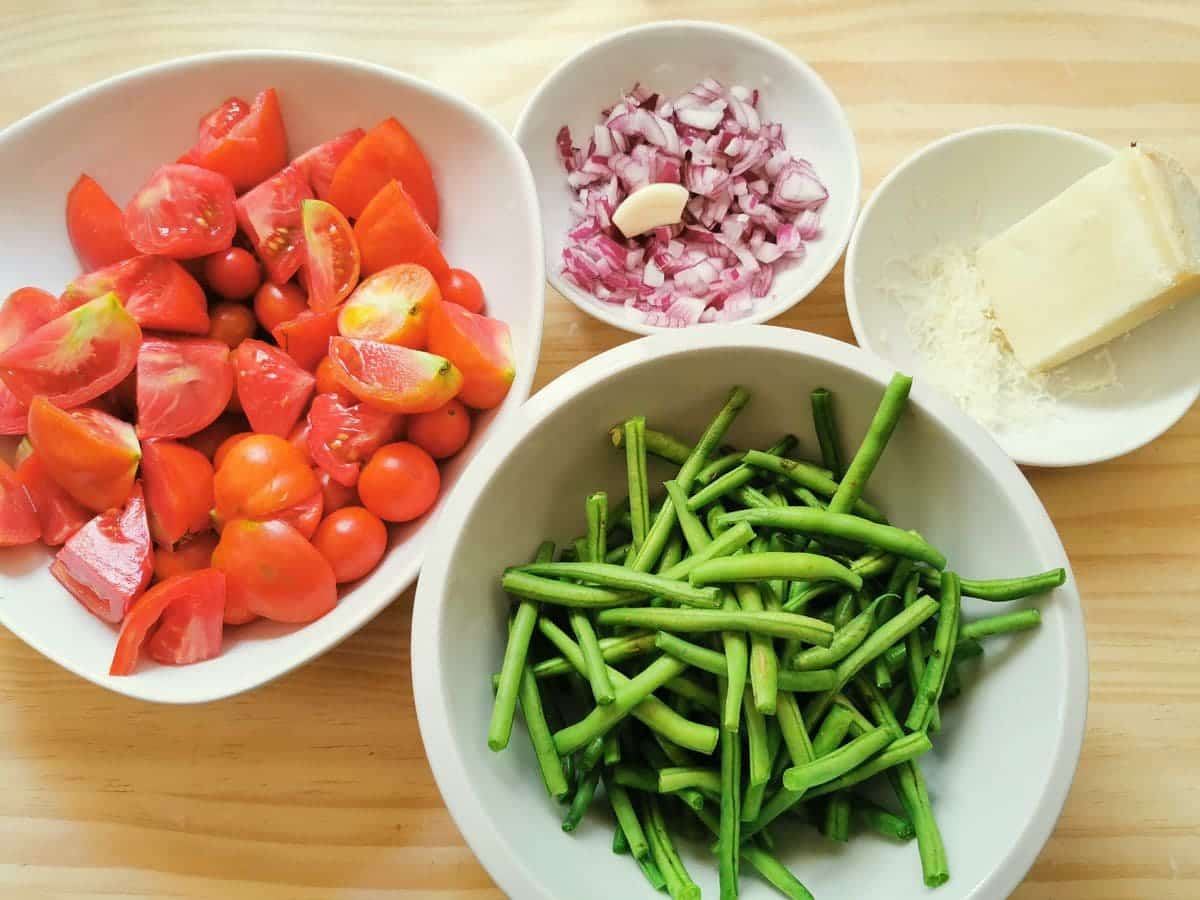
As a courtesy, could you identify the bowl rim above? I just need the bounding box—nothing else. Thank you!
[412,324,1089,900]
[513,19,862,336]
[0,48,545,703]
[842,122,1200,468]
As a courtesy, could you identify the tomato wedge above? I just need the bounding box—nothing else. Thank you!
[154,531,219,582]
[136,337,233,439]
[141,441,214,547]
[179,89,288,193]
[145,573,225,666]
[232,339,316,437]
[337,263,437,348]
[28,398,141,512]
[66,174,137,272]
[272,307,339,371]
[110,569,224,675]
[327,118,439,229]
[212,518,337,624]
[0,457,39,546]
[293,128,365,200]
[427,302,516,410]
[307,392,403,486]
[0,286,68,433]
[267,489,323,540]
[213,433,318,523]
[61,255,209,335]
[235,164,312,284]
[354,180,449,279]
[52,485,153,624]
[328,337,461,414]
[301,199,359,311]
[15,450,90,546]
[124,164,237,259]
[0,293,140,409]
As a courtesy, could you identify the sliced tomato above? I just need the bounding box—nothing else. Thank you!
[15,451,89,545]
[293,128,365,200]
[272,307,339,371]
[136,337,233,439]
[110,568,224,675]
[232,339,316,437]
[328,336,461,414]
[213,433,318,523]
[145,574,225,666]
[124,164,237,259]
[327,118,439,229]
[66,174,137,271]
[28,397,141,513]
[265,489,322,540]
[52,485,153,624]
[0,385,27,436]
[337,263,437,348]
[354,180,449,279]
[153,531,219,582]
[0,457,39,546]
[60,255,209,335]
[427,302,516,410]
[141,441,214,547]
[307,392,403,486]
[301,199,359,311]
[0,287,66,352]
[179,89,288,193]
[212,518,337,624]
[235,164,311,284]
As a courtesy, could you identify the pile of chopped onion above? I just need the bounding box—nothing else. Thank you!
[557,79,829,327]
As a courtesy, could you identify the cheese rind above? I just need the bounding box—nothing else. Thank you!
[977,145,1200,371]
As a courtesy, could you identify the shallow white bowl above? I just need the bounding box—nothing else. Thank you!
[0,50,544,703]
[845,124,1200,467]
[514,21,860,335]
[413,326,1087,900]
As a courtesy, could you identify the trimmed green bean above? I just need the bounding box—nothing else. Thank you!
[907,572,961,732]
[517,562,722,608]
[660,766,722,796]
[720,589,750,733]
[923,567,1066,601]
[824,795,851,842]
[636,854,668,891]
[791,596,880,670]
[502,570,633,608]
[597,607,834,646]
[804,732,933,799]
[562,764,600,831]
[623,417,651,553]
[828,372,911,516]
[663,674,721,715]
[695,449,747,486]
[811,387,844,478]
[735,581,779,715]
[740,844,816,900]
[645,795,702,900]
[960,608,1041,641]
[612,822,629,855]
[655,631,835,693]
[658,521,756,581]
[609,423,692,466]
[739,449,886,522]
[665,479,714,554]
[776,690,816,769]
[744,686,771,790]
[718,716,741,900]
[612,765,658,792]
[900,572,940,732]
[853,795,915,841]
[523,632,656,680]
[515,665,569,801]
[690,551,864,590]
[608,781,649,861]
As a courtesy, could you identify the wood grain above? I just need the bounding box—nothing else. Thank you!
[1,1,1198,897]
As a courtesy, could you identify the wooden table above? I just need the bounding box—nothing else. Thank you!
[1,2,1197,897]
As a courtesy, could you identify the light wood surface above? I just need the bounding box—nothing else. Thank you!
[1,2,1198,898]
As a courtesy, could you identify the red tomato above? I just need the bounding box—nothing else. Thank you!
[0,386,26,436]
[65,174,137,271]
[306,392,403,486]
[213,433,318,522]
[292,128,365,200]
[354,180,449,279]
[301,199,359,311]
[0,457,39,546]
[213,431,253,471]
[207,301,257,349]
[407,398,471,459]
[272,307,339,371]
[0,293,140,409]
[358,442,440,523]
[327,337,461,414]
[232,339,316,436]
[153,531,219,582]
[145,571,225,666]
[317,468,357,513]
[314,356,343,396]
[52,485,153,624]
[110,569,224,675]
[203,247,261,300]
[124,164,237,259]
[327,118,439,229]
[185,416,246,462]
[15,451,89,546]
[267,489,323,540]
[253,281,308,332]
[312,506,388,583]
[288,419,312,460]
[27,397,140,513]
[236,165,312,284]
[141,441,214,547]
[440,267,486,314]
[337,263,437,348]
[61,255,209,334]
[0,286,69,434]
[179,89,288,193]
[212,519,337,624]
[136,337,233,439]
[427,302,515,410]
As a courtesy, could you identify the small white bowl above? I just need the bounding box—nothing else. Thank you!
[845,124,1200,467]
[0,50,544,703]
[413,325,1087,900]
[514,21,860,335]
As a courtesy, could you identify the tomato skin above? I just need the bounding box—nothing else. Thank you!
[426,302,515,410]
[203,247,261,300]
[124,164,237,259]
[317,468,357,513]
[236,165,312,285]
[440,267,486,314]
[301,199,360,311]
[180,89,288,193]
[253,281,308,333]
[337,263,437,348]
[110,568,224,675]
[358,442,440,523]
[52,485,153,625]
[15,451,90,546]
[232,339,316,437]
[407,398,471,459]
[327,118,439,229]
[61,255,209,335]
[272,307,339,371]
[207,302,257,349]
[293,128,365,200]
[313,506,388,583]
[328,337,462,414]
[141,441,214,547]
[266,489,322,540]
[213,431,254,470]
[306,392,403,486]
[212,519,337,624]
[354,180,449,279]
[213,433,318,522]
[153,531,219,582]
[28,398,141,513]
[0,457,40,546]
[66,174,137,271]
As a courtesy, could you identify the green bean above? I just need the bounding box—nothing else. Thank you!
[872,560,913,689]
[612,765,658,792]
[597,607,834,646]
[735,581,778,715]
[605,541,631,564]
[828,372,911,516]
[623,417,652,553]
[956,636,984,661]
[663,674,721,715]
[522,632,656,680]
[720,590,750,733]
[811,387,845,478]
[718,717,741,900]
[791,596,880,670]
[655,632,835,693]
[502,570,634,608]
[740,844,816,900]
[804,732,933,799]
[571,496,615,706]
[739,449,886,522]
[514,666,569,801]
[658,521,756,581]
[690,551,864,590]
[776,690,816,765]
[695,449,747,486]
[707,500,730,538]
[782,549,895,613]
[960,608,1042,641]
[612,821,629,855]
[665,479,714,554]
[645,795,702,900]
[517,562,721,609]
[789,485,828,510]
[562,764,600,831]
[899,573,940,732]
[635,854,668,891]
[832,591,857,629]
[609,423,692,466]
[656,534,685,577]
[608,780,650,860]
[823,795,851,842]
[852,795,915,841]
[577,734,607,778]
[660,766,722,796]
[812,704,855,756]
[923,567,1066,601]
[907,572,961,732]
[653,732,696,769]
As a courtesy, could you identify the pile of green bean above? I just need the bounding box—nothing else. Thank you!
[488,375,1065,899]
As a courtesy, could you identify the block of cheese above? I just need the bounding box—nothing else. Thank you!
[977,145,1200,371]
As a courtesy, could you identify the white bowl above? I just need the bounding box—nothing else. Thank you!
[0,50,544,703]
[514,21,860,335]
[844,124,1200,467]
[413,326,1087,900]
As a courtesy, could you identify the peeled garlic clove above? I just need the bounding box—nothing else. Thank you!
[611,183,690,238]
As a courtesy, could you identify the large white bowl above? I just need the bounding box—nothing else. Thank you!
[0,51,544,703]
[413,326,1087,900]
[514,21,860,335]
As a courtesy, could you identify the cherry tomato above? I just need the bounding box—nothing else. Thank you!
[154,531,219,582]
[306,393,402,486]
[62,255,209,334]
[313,506,388,583]
[353,180,448,279]
[327,118,439,229]
[203,247,261,301]
[301,199,359,311]
[293,128,365,200]
[288,419,312,461]
[124,164,237,259]
[317,468,357,514]
[314,356,344,396]
[141,440,214,547]
[358,442,440,523]
[236,165,312,285]
[110,569,224,675]
[440,267,486,314]
[407,398,471,459]
[338,263,437,348]
[136,337,233,439]
[268,489,323,540]
[212,518,337,624]
[65,174,136,271]
[427,302,515,410]
[179,89,288,193]
[207,302,257,349]
[28,397,140,513]
[272,307,339,371]
[327,337,461,414]
[253,281,308,333]
[213,431,254,470]
[0,457,40,546]
[213,433,318,522]
[232,339,315,437]
[15,450,89,546]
